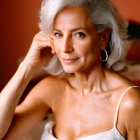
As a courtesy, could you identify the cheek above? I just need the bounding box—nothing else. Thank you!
[73,42,91,65]
[74,40,94,57]
[75,39,101,63]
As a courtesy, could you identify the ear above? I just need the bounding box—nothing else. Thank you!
[100,28,110,50]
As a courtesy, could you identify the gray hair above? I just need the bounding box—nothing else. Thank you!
[39,0,130,76]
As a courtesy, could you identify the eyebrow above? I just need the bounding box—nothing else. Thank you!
[53,27,89,32]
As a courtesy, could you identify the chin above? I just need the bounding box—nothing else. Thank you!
[63,65,83,74]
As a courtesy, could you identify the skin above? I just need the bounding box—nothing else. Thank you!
[1,6,140,140]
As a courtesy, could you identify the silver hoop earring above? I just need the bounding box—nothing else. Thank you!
[101,49,108,62]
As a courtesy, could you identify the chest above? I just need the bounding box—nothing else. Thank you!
[52,90,117,138]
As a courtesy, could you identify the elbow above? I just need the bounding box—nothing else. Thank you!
[0,132,4,140]
[0,128,7,140]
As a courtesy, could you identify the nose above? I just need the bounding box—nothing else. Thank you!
[61,36,73,53]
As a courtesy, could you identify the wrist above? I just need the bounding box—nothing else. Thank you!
[18,61,38,80]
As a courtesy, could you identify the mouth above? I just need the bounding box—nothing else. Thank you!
[62,58,79,64]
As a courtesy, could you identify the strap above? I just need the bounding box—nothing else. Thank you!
[113,85,139,127]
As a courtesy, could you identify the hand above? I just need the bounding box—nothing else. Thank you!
[23,31,55,69]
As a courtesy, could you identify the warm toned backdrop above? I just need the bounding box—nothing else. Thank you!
[1,0,140,90]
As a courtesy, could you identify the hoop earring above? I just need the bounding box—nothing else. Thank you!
[101,49,108,62]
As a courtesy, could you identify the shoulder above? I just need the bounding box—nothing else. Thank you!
[29,76,67,107]
[121,86,140,111]
[119,86,140,138]
[105,69,135,89]
[106,69,140,107]
[34,75,67,93]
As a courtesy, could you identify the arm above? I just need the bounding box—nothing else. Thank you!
[119,87,140,140]
[3,78,51,140]
[0,61,36,139]
[126,88,140,140]
[0,31,54,139]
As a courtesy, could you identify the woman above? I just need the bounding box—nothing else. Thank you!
[0,0,140,139]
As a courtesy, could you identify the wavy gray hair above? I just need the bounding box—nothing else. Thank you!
[39,0,130,76]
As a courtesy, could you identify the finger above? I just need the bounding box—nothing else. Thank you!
[48,35,55,53]
[38,31,52,39]
[50,41,56,54]
[31,33,55,54]
[36,40,52,50]
[34,32,51,41]
[35,37,55,54]
[34,35,51,41]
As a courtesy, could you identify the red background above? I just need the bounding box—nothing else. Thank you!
[1,0,140,90]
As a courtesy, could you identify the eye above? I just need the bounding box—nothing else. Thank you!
[54,32,63,38]
[74,32,86,38]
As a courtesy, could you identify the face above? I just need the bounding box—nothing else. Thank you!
[52,6,105,73]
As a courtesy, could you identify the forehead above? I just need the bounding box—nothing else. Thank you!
[53,6,95,30]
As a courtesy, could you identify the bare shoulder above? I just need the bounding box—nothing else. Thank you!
[121,86,140,110]
[37,75,67,88]
[2,76,66,140]
[29,76,67,107]
[35,75,67,95]
[105,69,136,89]
[119,86,140,138]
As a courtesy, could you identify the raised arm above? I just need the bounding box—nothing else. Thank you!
[3,77,52,140]
[0,32,54,139]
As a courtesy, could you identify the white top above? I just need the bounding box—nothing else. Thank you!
[41,86,138,140]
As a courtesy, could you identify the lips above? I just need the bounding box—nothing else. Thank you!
[62,58,78,64]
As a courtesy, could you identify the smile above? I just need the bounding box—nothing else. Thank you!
[62,58,78,64]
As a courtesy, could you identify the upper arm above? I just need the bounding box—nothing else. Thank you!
[3,77,53,140]
[120,87,140,140]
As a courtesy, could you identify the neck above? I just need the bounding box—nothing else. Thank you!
[74,60,108,95]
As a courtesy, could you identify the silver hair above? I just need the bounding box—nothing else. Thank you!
[39,0,130,76]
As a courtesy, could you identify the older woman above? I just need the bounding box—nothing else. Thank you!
[0,0,140,140]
